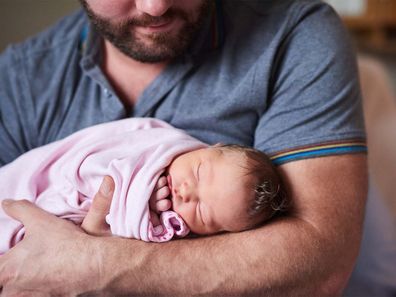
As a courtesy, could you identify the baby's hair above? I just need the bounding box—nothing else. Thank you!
[216,144,289,229]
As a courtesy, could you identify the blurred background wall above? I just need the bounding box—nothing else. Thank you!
[325,0,396,217]
[326,0,396,87]
[0,0,79,51]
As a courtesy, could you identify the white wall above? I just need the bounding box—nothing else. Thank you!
[0,0,80,51]
[325,0,368,16]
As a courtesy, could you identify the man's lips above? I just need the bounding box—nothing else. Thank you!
[134,19,177,34]
[146,20,172,28]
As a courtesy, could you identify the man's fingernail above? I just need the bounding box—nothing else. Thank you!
[100,177,111,196]
[2,199,13,206]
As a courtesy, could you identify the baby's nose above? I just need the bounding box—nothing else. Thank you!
[179,182,195,203]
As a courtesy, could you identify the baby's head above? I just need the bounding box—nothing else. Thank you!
[166,144,288,235]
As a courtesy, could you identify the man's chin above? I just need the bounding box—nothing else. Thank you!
[114,35,186,63]
[120,46,177,63]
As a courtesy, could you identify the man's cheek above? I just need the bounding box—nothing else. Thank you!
[82,0,135,19]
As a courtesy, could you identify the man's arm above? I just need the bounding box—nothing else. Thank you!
[0,154,367,296]
[100,154,367,296]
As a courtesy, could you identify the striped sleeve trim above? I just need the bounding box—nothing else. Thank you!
[270,140,367,165]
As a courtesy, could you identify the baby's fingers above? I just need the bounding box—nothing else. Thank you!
[149,187,171,212]
[154,176,167,190]
[156,199,171,212]
[150,176,171,212]
[156,186,170,200]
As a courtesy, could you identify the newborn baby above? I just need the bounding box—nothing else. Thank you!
[150,144,287,236]
[0,118,287,253]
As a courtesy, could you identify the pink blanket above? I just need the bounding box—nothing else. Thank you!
[0,118,207,253]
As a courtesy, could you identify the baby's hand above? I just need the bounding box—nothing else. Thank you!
[149,175,171,214]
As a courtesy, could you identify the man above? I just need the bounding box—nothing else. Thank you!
[0,0,368,295]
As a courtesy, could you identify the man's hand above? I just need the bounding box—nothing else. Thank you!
[81,175,114,236]
[0,176,115,296]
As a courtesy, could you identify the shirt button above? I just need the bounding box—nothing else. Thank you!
[104,88,112,97]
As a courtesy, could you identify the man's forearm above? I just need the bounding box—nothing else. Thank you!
[97,155,368,296]
[98,217,353,296]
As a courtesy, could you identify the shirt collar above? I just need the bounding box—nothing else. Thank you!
[187,0,225,62]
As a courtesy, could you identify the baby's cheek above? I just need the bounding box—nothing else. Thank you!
[173,204,190,225]
[185,212,202,233]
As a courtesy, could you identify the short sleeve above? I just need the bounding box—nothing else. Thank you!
[0,46,38,166]
[254,2,366,165]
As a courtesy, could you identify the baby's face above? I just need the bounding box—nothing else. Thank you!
[166,147,253,235]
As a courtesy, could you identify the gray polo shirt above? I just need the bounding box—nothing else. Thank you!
[0,0,366,167]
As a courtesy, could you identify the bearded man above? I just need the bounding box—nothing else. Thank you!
[0,1,372,296]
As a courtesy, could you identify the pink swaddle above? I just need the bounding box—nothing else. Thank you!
[0,118,207,253]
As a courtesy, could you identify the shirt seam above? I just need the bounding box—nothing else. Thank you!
[11,46,38,149]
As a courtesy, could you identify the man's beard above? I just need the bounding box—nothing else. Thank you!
[80,1,213,63]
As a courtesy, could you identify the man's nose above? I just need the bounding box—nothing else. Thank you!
[135,0,174,17]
